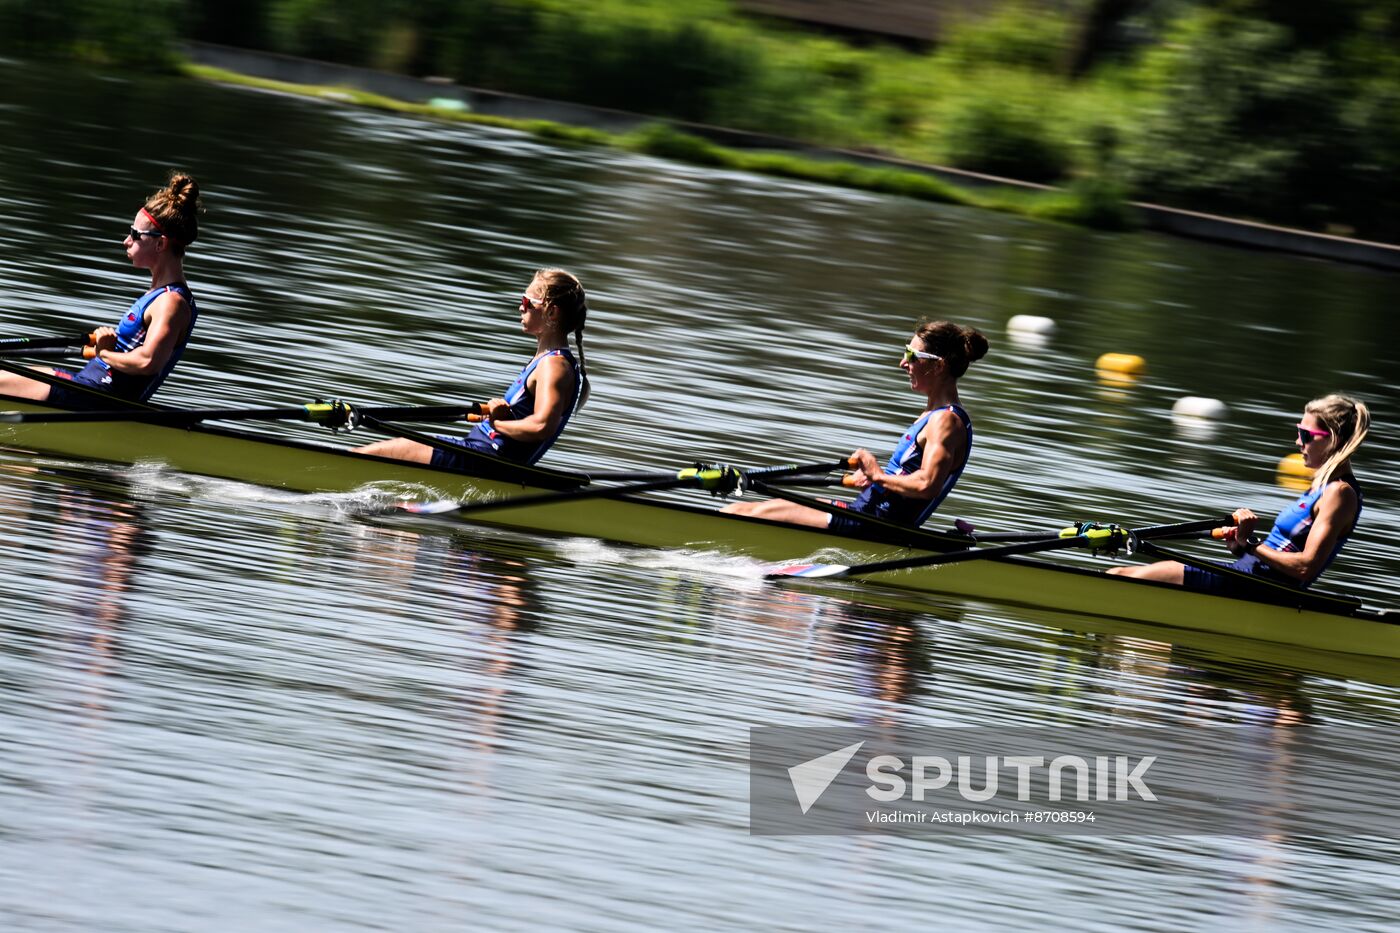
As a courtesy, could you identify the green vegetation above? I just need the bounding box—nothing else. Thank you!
[8,0,1400,240]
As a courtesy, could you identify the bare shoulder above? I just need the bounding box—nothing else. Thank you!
[1321,477,1360,511]
[528,352,577,388]
[148,288,190,320]
[923,406,968,437]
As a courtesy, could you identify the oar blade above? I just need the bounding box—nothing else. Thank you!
[764,562,853,580]
[397,499,464,515]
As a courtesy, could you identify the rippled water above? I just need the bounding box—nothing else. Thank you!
[1,62,1397,931]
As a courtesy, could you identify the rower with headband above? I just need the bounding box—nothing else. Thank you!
[0,172,203,408]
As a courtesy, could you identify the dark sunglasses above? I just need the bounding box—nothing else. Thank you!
[127,227,165,241]
[1296,423,1331,445]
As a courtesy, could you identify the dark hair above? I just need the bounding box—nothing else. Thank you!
[914,320,988,379]
[143,172,202,253]
[534,267,590,409]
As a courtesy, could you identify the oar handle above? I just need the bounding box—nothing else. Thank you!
[1131,517,1235,541]
[0,332,95,351]
[744,457,854,482]
[0,345,88,360]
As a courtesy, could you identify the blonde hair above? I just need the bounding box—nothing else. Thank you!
[1306,393,1370,489]
[534,268,591,409]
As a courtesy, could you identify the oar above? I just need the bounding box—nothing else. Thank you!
[766,525,1120,580]
[0,400,487,427]
[399,458,853,516]
[968,516,1231,545]
[0,333,94,351]
[580,458,851,485]
[765,516,1233,581]
[0,345,89,359]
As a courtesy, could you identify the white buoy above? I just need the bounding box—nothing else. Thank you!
[1007,315,1057,336]
[1171,396,1229,420]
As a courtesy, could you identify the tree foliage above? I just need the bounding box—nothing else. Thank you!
[9,0,1400,239]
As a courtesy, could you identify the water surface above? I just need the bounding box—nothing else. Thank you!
[0,62,1397,932]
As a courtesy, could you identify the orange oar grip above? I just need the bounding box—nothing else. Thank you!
[841,473,859,487]
[87,331,98,345]
[82,345,97,360]
[467,413,485,423]
[1211,527,1234,539]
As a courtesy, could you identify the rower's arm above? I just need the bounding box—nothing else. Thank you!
[488,355,575,443]
[1251,482,1358,583]
[866,409,965,501]
[93,292,189,376]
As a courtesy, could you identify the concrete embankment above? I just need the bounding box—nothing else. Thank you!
[184,42,1400,273]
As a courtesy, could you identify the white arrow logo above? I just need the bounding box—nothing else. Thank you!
[787,741,865,814]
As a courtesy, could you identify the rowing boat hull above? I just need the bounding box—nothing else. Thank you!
[3,398,1397,659]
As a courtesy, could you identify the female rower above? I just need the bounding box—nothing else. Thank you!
[355,268,589,467]
[0,172,201,407]
[1110,394,1370,591]
[724,320,988,530]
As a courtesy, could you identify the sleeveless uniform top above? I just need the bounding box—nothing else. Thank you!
[1231,477,1363,588]
[848,403,973,527]
[464,348,581,465]
[71,284,197,401]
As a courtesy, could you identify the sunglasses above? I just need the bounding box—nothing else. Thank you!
[127,227,164,241]
[1296,423,1331,444]
[902,345,942,365]
[520,294,547,311]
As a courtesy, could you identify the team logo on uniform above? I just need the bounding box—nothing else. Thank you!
[126,312,137,322]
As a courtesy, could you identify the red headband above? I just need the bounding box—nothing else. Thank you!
[140,207,165,233]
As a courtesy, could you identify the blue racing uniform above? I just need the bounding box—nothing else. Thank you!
[50,283,197,407]
[430,347,581,470]
[1183,477,1363,593]
[828,403,972,534]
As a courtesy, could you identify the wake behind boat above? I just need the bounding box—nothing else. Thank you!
[2,391,1396,660]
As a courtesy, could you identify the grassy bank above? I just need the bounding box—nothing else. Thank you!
[182,62,1133,230]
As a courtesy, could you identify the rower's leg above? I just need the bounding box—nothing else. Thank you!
[1108,561,1185,584]
[0,369,56,401]
[351,437,435,464]
[722,498,832,529]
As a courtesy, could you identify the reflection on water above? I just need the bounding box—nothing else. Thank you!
[0,466,152,726]
[0,63,1398,931]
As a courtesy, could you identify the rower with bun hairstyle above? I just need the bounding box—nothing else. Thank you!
[356,268,589,467]
[1111,394,1370,592]
[726,319,988,531]
[0,172,202,406]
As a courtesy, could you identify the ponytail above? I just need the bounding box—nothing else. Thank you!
[572,327,592,410]
[1307,394,1370,489]
[534,267,590,410]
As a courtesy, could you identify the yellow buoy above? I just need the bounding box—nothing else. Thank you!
[1276,452,1314,491]
[1095,352,1146,376]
